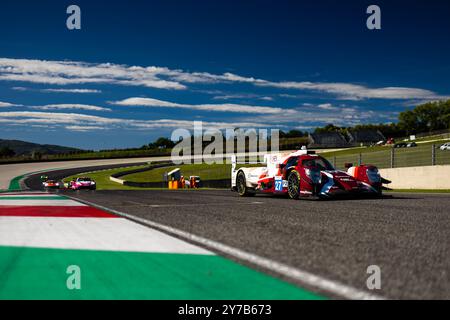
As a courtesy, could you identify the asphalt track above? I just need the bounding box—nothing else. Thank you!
[21,163,147,191]
[23,168,450,299]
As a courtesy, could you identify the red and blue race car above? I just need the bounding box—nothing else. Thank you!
[231,149,390,199]
[42,180,62,190]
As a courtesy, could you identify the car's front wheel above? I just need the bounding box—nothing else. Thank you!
[287,170,301,200]
[236,171,254,197]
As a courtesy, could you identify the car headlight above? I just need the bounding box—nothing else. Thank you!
[305,168,321,184]
[91,181,96,185]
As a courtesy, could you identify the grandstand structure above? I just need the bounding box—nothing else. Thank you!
[347,130,386,146]
[308,132,350,148]
[308,130,385,148]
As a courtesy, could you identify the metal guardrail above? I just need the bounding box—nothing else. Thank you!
[331,144,450,170]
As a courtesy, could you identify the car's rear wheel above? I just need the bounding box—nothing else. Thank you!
[287,170,301,200]
[237,171,254,197]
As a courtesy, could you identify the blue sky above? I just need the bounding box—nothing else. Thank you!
[0,0,449,150]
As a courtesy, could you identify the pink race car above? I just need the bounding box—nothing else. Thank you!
[69,177,97,190]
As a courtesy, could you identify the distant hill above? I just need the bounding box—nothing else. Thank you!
[0,139,82,156]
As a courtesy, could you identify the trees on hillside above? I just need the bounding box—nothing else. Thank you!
[311,100,450,137]
[148,137,176,149]
[398,100,450,134]
[0,147,15,158]
[314,124,345,134]
[279,130,307,138]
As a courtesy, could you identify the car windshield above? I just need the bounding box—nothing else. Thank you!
[302,157,334,170]
[78,178,91,182]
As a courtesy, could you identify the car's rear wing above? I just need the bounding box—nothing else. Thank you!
[230,155,265,173]
[231,149,313,175]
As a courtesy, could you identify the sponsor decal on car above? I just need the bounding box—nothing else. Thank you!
[274,176,283,192]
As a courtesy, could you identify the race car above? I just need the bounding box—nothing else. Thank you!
[231,149,390,199]
[42,180,62,189]
[69,177,97,190]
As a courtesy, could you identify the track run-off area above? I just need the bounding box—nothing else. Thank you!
[0,163,449,300]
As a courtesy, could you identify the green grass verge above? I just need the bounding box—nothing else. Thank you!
[122,162,263,183]
[8,174,24,191]
[409,132,450,143]
[122,163,232,183]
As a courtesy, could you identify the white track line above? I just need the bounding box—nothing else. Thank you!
[0,192,56,196]
[0,199,85,206]
[65,194,385,300]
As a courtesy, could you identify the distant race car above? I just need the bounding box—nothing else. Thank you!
[440,142,450,151]
[394,142,407,148]
[42,180,62,189]
[69,177,97,190]
[394,142,417,148]
[231,149,391,199]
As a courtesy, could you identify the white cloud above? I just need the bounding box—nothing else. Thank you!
[31,104,111,112]
[0,101,21,107]
[30,124,55,129]
[255,80,449,101]
[0,58,186,90]
[41,88,102,93]
[111,97,289,114]
[212,93,274,101]
[247,103,398,128]
[66,125,106,132]
[12,86,102,94]
[1,57,447,101]
[316,103,337,110]
[11,86,27,91]
[0,56,240,90]
[0,111,272,131]
[169,68,449,100]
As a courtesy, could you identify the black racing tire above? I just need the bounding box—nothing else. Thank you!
[287,170,301,200]
[236,171,254,197]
